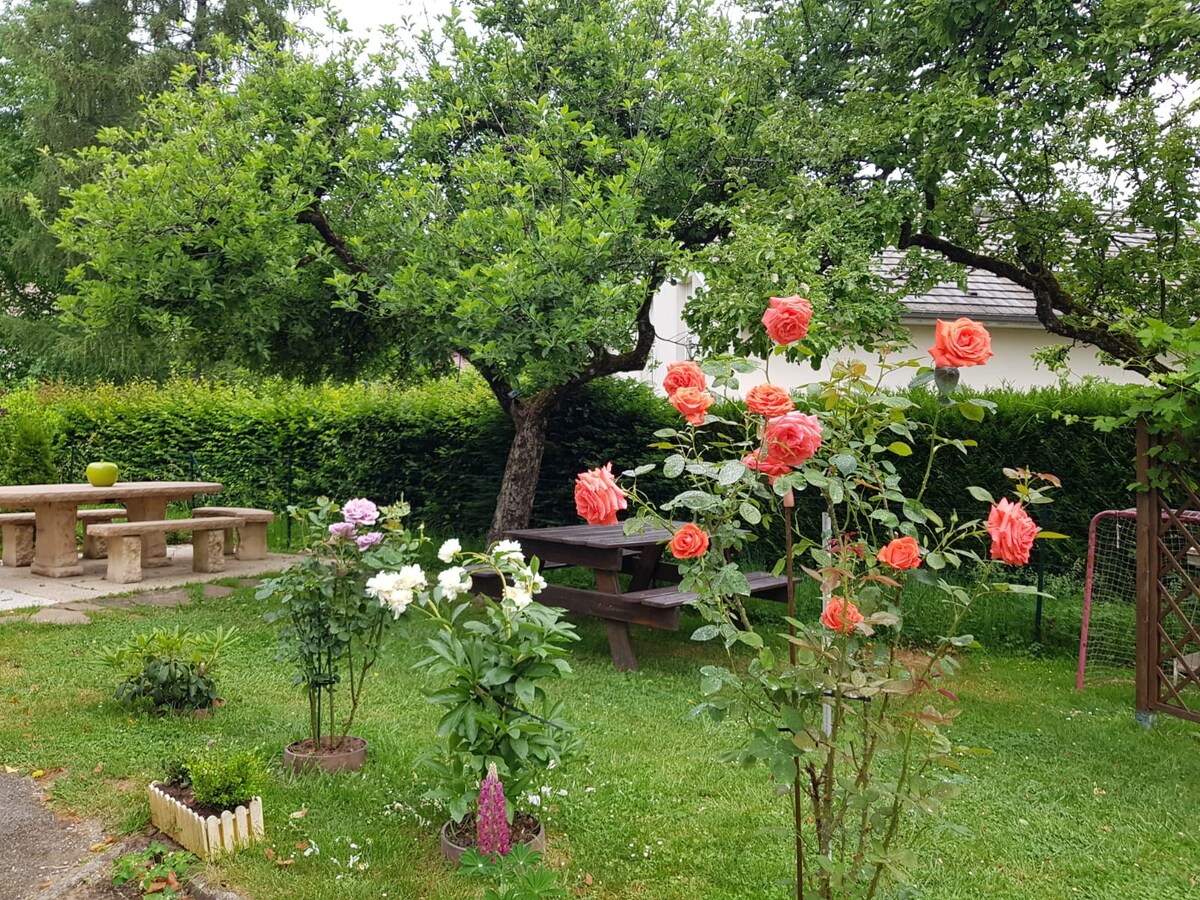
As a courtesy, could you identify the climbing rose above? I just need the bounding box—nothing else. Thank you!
[574,463,628,526]
[762,412,823,467]
[668,523,710,559]
[929,317,994,368]
[662,360,707,397]
[821,596,864,635]
[742,448,791,484]
[986,498,1039,566]
[877,536,922,570]
[671,386,714,426]
[341,497,380,527]
[762,295,813,345]
[746,383,794,418]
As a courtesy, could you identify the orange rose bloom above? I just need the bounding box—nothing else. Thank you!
[762,412,822,467]
[820,596,864,634]
[746,383,794,418]
[742,448,791,484]
[929,317,994,368]
[671,386,714,426]
[662,361,707,397]
[877,536,922,570]
[668,523,710,559]
[574,463,628,526]
[762,295,813,345]
[986,498,1039,566]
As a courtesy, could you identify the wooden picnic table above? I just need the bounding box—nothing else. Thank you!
[0,481,222,577]
[503,523,787,671]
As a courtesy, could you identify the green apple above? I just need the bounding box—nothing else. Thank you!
[86,461,119,487]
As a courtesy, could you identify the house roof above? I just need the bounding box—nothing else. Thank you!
[878,249,1039,324]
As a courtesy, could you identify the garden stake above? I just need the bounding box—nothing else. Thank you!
[783,489,804,899]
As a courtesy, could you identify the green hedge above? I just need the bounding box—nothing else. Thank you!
[4,375,1136,570]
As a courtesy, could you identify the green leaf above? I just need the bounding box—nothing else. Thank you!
[957,400,986,422]
[663,454,686,478]
[718,460,747,485]
[1036,531,1070,539]
[831,453,858,474]
[739,501,762,525]
[691,624,719,642]
[887,441,913,457]
[966,485,994,504]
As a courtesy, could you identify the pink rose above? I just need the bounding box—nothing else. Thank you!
[762,295,813,345]
[821,596,864,634]
[662,361,707,397]
[986,498,1039,566]
[574,462,628,526]
[356,532,383,551]
[929,317,994,368]
[328,522,356,540]
[746,383,794,418]
[762,412,823,468]
[877,536,921,570]
[341,498,379,527]
[742,448,791,484]
[671,386,714,426]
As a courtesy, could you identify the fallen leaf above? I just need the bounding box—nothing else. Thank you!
[89,842,112,852]
[28,684,39,692]
[31,769,44,778]
[289,807,308,819]
[584,873,594,886]
[165,871,181,890]
[3,765,18,774]
[263,848,276,861]
[144,879,167,894]
[294,841,308,851]
[275,859,295,867]
[93,764,103,775]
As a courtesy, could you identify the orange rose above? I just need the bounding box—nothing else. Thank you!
[668,523,710,559]
[662,361,706,397]
[671,386,714,426]
[742,448,791,484]
[762,295,813,345]
[574,462,628,526]
[820,596,864,634]
[746,383,794,418]
[877,536,921,570]
[986,498,1039,566]
[762,412,822,467]
[929,317,994,368]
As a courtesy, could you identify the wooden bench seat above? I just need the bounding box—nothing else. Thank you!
[621,571,791,609]
[192,507,274,561]
[0,508,127,568]
[87,516,244,583]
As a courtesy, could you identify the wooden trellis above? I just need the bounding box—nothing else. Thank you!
[1135,421,1200,724]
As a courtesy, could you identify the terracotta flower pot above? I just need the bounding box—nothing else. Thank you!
[439,813,546,865]
[282,736,368,773]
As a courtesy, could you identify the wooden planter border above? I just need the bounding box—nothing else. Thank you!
[148,781,264,858]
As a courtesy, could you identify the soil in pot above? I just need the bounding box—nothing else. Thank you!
[283,736,368,773]
[157,781,246,820]
[440,812,545,865]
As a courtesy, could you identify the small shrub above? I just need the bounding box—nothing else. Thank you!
[112,841,197,900]
[3,412,57,484]
[184,739,269,810]
[99,626,238,714]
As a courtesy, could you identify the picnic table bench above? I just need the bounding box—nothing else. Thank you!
[0,507,127,567]
[492,524,787,671]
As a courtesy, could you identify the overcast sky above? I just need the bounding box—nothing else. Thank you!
[305,0,455,43]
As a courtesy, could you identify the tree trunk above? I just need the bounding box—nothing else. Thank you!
[487,389,562,542]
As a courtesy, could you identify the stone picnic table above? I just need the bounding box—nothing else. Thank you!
[0,481,222,577]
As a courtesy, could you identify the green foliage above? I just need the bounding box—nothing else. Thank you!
[99,626,238,714]
[111,841,197,899]
[1,410,58,484]
[257,496,429,747]
[183,739,269,811]
[458,844,567,900]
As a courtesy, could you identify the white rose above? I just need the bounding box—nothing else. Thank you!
[493,540,523,560]
[504,584,533,611]
[438,566,473,601]
[366,571,402,603]
[386,589,413,618]
[438,538,461,563]
[395,563,427,592]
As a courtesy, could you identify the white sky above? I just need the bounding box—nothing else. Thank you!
[305,0,455,44]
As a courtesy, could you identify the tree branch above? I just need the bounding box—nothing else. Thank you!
[576,259,664,383]
[297,202,368,275]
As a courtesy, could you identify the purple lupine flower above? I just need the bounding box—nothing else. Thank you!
[477,763,510,858]
[328,522,356,540]
[356,531,383,551]
[341,498,380,526]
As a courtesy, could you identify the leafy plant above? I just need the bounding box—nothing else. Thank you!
[111,841,197,900]
[182,739,269,811]
[99,626,238,714]
[257,496,427,750]
[458,844,566,900]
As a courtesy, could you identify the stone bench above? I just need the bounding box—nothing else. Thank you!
[192,507,274,560]
[0,508,127,568]
[86,517,245,583]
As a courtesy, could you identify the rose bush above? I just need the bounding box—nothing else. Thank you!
[616,306,1058,899]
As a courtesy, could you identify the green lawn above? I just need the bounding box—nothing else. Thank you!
[1,584,1198,899]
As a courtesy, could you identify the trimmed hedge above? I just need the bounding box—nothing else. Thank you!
[5,374,1137,570]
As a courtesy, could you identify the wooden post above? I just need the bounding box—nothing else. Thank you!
[1134,419,1156,727]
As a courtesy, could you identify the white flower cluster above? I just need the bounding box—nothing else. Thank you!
[365,564,427,618]
[437,538,461,563]
[437,566,473,601]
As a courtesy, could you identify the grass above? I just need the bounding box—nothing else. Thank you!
[1,583,1198,899]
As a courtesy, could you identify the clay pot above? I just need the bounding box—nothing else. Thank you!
[439,814,546,865]
[282,736,367,773]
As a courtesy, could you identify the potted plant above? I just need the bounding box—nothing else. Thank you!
[371,540,581,859]
[148,740,268,859]
[256,496,427,772]
[99,626,238,716]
